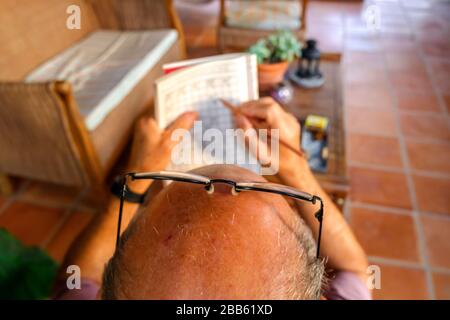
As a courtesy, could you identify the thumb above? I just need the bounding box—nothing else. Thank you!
[234,114,253,131]
[165,111,198,133]
[162,111,198,150]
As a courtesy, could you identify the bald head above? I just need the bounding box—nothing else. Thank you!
[103,165,323,299]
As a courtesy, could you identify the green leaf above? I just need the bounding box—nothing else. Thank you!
[250,30,302,63]
[248,39,271,63]
[0,228,58,299]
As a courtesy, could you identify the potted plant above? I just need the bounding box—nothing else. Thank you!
[248,30,302,89]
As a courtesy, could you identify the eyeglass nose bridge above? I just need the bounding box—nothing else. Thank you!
[204,179,239,196]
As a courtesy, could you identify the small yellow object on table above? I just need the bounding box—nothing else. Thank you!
[305,115,329,133]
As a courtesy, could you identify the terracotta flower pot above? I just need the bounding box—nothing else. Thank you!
[257,61,289,90]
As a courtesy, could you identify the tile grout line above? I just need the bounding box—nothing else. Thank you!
[0,180,30,217]
[342,18,352,227]
[347,125,450,144]
[379,4,435,298]
[415,29,450,296]
[386,72,436,299]
[351,201,411,216]
[395,109,450,117]
[420,210,450,221]
[368,255,424,270]
[12,197,81,211]
[368,255,450,276]
[406,0,450,296]
[410,169,450,180]
[341,8,360,226]
[417,44,450,127]
[341,6,437,296]
[346,116,450,145]
[349,161,405,173]
[349,161,450,179]
[40,210,73,250]
[431,267,450,276]
[11,186,100,214]
[351,200,450,221]
[40,188,90,249]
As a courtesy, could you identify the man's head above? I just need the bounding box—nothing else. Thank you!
[102,165,324,299]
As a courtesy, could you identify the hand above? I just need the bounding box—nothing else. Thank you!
[126,112,198,192]
[234,97,308,180]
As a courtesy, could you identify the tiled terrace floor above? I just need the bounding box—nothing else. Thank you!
[0,0,449,299]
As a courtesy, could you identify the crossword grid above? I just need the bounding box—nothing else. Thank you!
[159,57,261,173]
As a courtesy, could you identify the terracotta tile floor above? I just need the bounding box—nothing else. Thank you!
[0,0,449,299]
[347,107,398,136]
[348,134,403,168]
[370,263,429,300]
[349,206,419,262]
[413,175,450,215]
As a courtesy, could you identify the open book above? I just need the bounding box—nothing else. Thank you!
[155,53,261,173]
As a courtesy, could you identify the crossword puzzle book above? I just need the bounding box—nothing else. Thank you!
[155,53,261,173]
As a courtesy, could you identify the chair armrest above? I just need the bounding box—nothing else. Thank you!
[0,81,103,186]
[300,0,308,31]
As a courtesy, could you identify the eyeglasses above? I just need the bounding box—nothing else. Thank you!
[116,171,324,258]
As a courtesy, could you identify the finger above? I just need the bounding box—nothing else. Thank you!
[239,97,275,109]
[234,114,273,165]
[136,116,161,136]
[162,111,198,150]
[253,97,278,109]
[234,114,254,131]
[241,126,272,166]
[165,111,198,133]
[239,103,271,120]
[250,118,270,130]
[241,106,281,130]
[239,98,282,121]
[146,117,160,131]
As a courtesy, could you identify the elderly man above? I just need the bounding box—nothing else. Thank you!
[54,98,370,300]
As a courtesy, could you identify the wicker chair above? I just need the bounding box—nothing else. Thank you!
[218,0,308,52]
[0,0,185,190]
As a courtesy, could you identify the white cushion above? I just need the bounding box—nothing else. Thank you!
[225,0,301,31]
[26,29,178,130]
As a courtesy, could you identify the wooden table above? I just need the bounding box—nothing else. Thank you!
[264,58,349,210]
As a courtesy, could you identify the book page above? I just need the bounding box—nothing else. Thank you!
[162,53,250,73]
[155,53,260,173]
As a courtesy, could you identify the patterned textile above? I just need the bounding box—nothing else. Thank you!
[225,0,302,30]
[26,30,178,130]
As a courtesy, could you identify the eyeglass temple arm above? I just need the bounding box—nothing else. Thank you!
[312,196,324,258]
[116,174,131,249]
